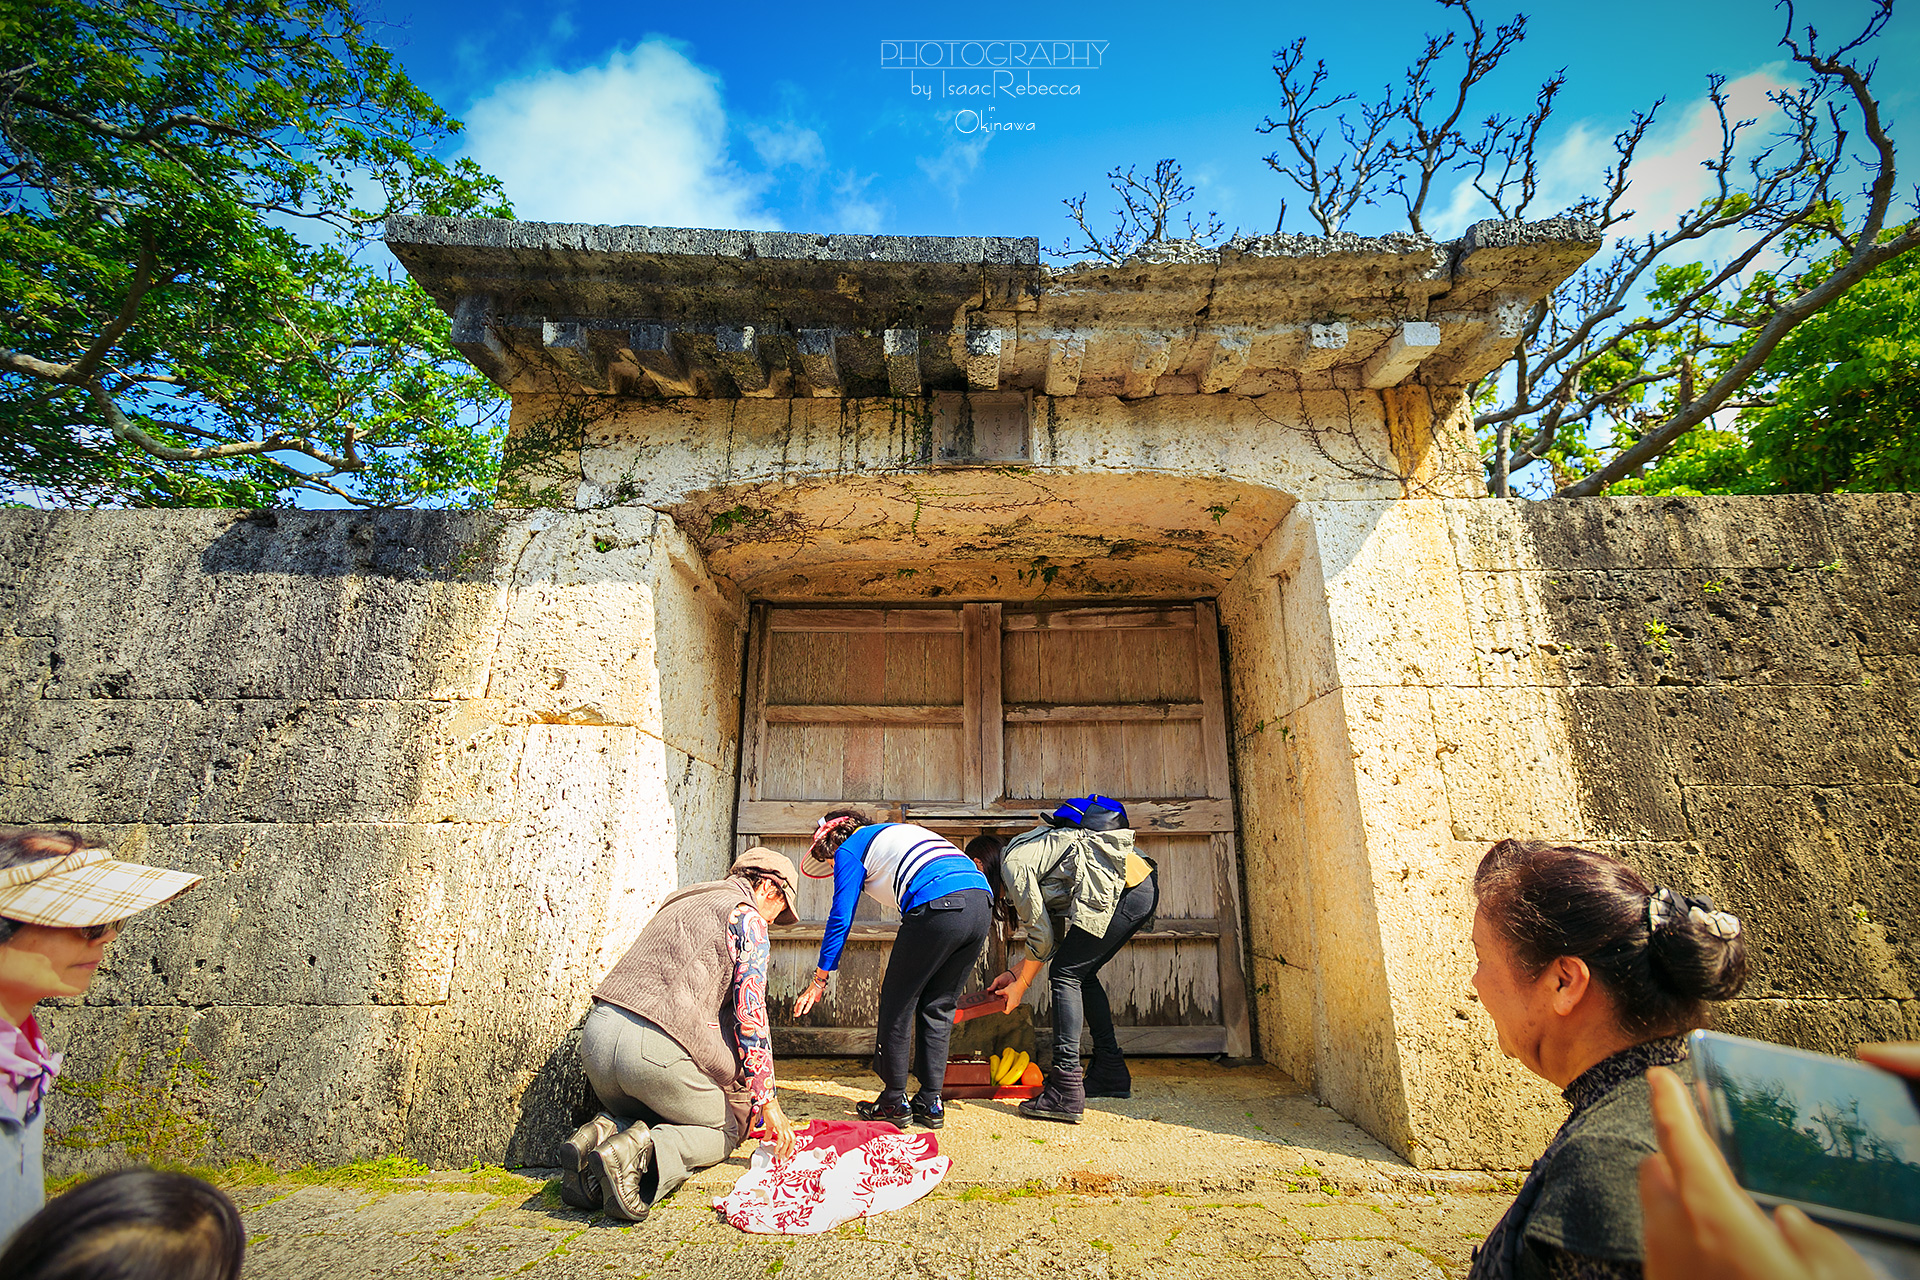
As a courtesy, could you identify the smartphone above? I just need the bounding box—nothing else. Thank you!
[1689,1030,1920,1246]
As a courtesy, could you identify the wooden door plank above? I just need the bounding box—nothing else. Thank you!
[1191,600,1233,801]
[978,603,1003,805]
[963,604,987,805]
[1210,832,1254,1058]
[1112,1026,1229,1055]
[1003,702,1205,723]
[738,797,1234,835]
[770,608,965,632]
[741,604,773,802]
[1002,607,1196,631]
[763,704,965,724]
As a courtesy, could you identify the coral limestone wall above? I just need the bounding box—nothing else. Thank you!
[1222,494,1919,1169]
[0,509,744,1171]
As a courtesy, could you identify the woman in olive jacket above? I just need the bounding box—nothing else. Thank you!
[989,795,1157,1124]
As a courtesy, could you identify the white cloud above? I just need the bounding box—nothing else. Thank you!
[748,121,827,170]
[916,123,991,202]
[456,40,776,229]
[1430,67,1797,254]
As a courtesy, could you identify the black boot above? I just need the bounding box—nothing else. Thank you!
[1084,1051,1131,1099]
[1018,1066,1084,1124]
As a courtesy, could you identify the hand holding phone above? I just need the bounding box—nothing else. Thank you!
[1687,1030,1920,1244]
[1641,1065,1876,1280]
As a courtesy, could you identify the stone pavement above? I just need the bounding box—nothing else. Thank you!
[234,1061,1520,1278]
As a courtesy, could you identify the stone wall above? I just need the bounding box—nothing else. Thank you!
[0,508,745,1171]
[4,493,1911,1174]
[1220,493,1919,1169]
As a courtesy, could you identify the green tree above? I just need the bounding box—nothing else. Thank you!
[1605,237,1919,495]
[0,0,512,508]
[1740,237,1920,492]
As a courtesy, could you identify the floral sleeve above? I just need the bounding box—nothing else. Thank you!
[727,903,777,1112]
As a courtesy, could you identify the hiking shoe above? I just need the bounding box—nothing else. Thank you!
[588,1123,654,1222]
[558,1113,619,1209]
[1018,1067,1085,1124]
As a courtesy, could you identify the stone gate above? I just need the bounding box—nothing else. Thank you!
[2,216,1911,1174]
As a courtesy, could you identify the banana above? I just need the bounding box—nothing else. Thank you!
[989,1050,1005,1079]
[996,1049,1029,1086]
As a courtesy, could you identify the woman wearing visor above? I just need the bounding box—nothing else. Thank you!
[0,829,203,1241]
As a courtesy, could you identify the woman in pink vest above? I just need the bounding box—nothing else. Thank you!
[558,849,802,1223]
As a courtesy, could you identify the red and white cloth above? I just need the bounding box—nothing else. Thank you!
[714,1120,948,1235]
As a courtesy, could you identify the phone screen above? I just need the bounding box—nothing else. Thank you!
[1690,1031,1920,1231]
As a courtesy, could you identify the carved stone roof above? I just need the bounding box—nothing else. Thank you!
[386,214,1599,399]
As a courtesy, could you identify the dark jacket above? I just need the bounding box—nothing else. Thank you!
[1470,1036,1691,1280]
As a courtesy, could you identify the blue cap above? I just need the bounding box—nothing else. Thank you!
[1042,795,1129,832]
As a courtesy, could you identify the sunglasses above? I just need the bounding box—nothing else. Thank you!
[77,920,125,943]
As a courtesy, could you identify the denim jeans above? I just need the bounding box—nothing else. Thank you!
[1047,870,1158,1073]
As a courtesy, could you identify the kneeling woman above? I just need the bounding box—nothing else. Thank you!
[561,849,801,1222]
[792,809,991,1128]
[1467,839,1747,1279]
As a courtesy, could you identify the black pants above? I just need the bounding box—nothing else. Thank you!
[873,887,992,1105]
[1048,870,1158,1073]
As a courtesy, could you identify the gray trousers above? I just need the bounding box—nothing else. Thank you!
[581,1001,743,1206]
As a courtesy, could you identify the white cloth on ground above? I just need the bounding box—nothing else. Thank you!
[713,1119,948,1235]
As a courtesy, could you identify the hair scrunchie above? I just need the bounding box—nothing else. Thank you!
[1647,885,1741,940]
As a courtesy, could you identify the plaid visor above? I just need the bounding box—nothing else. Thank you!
[0,847,202,929]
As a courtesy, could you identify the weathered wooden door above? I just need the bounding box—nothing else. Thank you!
[737,603,1251,1059]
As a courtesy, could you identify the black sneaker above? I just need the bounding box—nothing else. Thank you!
[910,1097,946,1129]
[855,1097,912,1124]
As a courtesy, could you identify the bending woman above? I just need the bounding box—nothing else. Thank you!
[792,808,991,1129]
[1467,838,1747,1280]
[993,795,1157,1123]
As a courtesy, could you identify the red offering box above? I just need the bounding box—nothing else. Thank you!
[952,990,1005,1024]
[941,1056,1044,1100]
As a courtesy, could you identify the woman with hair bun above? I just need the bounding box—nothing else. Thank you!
[1466,839,1748,1280]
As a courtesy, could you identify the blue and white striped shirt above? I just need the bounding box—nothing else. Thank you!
[816,824,989,971]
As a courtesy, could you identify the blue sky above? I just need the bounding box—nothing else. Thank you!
[362,0,1919,250]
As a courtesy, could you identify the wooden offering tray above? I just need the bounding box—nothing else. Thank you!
[941,1055,1043,1100]
[952,989,1007,1024]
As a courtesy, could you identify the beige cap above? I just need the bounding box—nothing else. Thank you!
[0,847,201,929]
[730,848,801,926]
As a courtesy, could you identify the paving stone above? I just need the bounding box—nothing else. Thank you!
[1301,1238,1448,1279]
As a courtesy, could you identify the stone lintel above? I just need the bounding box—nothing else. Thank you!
[1362,321,1443,389]
[393,216,1600,399]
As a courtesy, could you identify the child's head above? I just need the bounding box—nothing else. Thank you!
[0,1168,245,1280]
